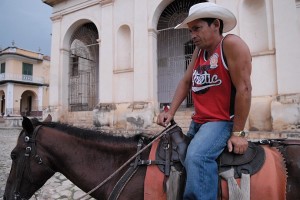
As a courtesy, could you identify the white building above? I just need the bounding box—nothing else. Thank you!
[43,0,300,136]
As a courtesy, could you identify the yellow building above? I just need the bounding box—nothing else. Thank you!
[0,46,50,118]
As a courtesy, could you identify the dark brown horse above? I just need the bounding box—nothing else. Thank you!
[3,116,300,200]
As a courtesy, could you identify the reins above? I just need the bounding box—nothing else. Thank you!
[75,123,178,200]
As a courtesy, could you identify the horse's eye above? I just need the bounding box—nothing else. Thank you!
[10,152,17,160]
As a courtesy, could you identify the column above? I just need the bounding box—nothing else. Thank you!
[99,1,114,103]
[133,0,149,102]
[273,0,300,94]
[38,86,43,111]
[6,83,14,116]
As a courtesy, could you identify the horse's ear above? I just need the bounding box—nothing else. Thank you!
[43,114,52,123]
[22,116,34,134]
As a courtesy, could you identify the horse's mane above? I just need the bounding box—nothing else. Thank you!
[34,121,145,144]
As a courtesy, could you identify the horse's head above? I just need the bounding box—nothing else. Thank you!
[4,115,55,200]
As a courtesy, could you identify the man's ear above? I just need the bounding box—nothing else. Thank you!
[213,19,221,29]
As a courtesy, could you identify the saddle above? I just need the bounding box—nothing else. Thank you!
[155,125,190,175]
[153,130,265,200]
[218,142,266,178]
[155,128,265,179]
[153,125,190,200]
[145,124,268,200]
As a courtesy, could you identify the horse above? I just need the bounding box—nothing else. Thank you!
[3,116,300,200]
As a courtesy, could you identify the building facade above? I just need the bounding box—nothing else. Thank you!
[0,46,50,119]
[43,0,300,135]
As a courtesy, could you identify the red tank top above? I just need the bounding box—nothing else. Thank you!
[191,38,236,124]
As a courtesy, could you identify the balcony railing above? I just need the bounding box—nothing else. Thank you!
[0,73,45,84]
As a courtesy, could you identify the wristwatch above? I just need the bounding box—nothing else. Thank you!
[231,131,246,137]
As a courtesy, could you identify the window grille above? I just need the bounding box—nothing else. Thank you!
[157,0,204,107]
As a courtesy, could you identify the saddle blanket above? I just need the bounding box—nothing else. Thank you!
[144,144,287,200]
[144,139,166,200]
[220,145,287,200]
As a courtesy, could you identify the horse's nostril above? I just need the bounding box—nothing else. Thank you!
[3,195,6,200]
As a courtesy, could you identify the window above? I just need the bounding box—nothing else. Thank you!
[116,25,131,70]
[23,63,33,75]
[0,63,5,73]
[22,63,33,81]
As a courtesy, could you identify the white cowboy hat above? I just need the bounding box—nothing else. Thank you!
[175,2,237,33]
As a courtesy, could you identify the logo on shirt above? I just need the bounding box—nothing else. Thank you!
[192,53,222,94]
[210,53,219,69]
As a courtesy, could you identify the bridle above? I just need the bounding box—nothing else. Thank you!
[13,125,55,200]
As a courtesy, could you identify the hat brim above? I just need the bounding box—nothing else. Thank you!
[174,4,237,33]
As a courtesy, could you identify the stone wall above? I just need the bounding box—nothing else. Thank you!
[271,94,300,131]
[92,102,158,136]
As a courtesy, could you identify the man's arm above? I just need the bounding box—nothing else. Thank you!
[157,47,199,126]
[223,34,252,154]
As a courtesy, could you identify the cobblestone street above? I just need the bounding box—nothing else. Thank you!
[0,128,93,200]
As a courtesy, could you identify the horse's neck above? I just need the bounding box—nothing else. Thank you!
[41,127,137,190]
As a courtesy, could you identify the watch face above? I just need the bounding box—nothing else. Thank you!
[240,131,245,137]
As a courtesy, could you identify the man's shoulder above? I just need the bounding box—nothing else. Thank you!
[223,34,249,53]
[223,34,243,44]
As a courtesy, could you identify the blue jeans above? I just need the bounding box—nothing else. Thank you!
[183,120,233,200]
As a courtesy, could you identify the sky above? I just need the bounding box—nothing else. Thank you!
[0,0,52,56]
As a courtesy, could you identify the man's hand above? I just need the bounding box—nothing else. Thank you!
[156,112,173,127]
[227,135,248,154]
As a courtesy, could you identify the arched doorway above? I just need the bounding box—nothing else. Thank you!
[157,0,205,108]
[20,90,38,116]
[69,22,99,112]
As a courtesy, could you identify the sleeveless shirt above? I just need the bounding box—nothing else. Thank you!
[191,38,236,124]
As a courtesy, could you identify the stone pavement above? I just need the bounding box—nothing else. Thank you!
[0,128,95,200]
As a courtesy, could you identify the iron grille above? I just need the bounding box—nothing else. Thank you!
[69,23,99,112]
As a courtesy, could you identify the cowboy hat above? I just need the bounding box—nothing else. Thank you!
[175,2,237,33]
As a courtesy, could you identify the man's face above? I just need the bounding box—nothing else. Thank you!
[187,19,216,49]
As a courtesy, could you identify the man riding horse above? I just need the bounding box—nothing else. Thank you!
[157,2,251,199]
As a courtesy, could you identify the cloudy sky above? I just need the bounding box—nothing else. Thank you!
[0,0,52,56]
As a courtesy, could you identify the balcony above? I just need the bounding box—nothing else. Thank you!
[0,73,45,84]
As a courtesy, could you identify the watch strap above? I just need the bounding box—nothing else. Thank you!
[231,131,246,137]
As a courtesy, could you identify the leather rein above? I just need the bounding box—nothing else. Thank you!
[14,125,55,200]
